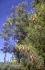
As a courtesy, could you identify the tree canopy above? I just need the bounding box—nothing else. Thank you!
[0,0,45,69]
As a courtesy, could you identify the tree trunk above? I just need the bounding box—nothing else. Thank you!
[4,53,6,63]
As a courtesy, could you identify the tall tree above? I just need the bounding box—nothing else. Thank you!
[29,0,45,67]
[12,0,45,69]
[0,1,28,62]
[0,0,45,69]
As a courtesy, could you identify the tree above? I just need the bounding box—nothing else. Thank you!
[11,1,44,70]
[0,0,45,69]
[0,1,28,62]
[12,0,45,69]
[29,0,45,67]
[1,47,8,63]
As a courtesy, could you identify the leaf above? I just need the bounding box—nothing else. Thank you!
[12,59,17,63]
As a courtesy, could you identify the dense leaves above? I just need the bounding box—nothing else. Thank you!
[0,0,45,70]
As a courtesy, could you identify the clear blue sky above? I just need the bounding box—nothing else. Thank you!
[0,0,34,62]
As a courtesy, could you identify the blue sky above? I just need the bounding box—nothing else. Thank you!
[0,0,33,62]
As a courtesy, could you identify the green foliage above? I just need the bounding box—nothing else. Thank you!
[12,59,17,63]
[0,0,45,70]
[0,62,23,70]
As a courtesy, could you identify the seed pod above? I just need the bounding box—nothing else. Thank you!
[21,47,25,51]
[39,63,42,69]
[31,23,33,26]
[32,15,35,18]
[27,47,30,52]
[29,54,34,61]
